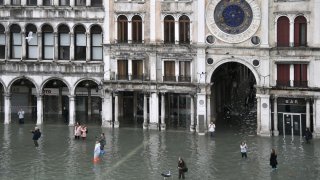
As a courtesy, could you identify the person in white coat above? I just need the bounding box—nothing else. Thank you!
[93,141,101,163]
[240,141,248,158]
[208,121,216,137]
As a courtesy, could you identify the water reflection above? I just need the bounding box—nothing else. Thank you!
[0,124,319,180]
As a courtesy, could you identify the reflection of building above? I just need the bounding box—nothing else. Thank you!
[1,1,320,137]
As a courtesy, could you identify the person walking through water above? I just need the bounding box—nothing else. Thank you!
[97,133,106,155]
[240,141,248,158]
[18,108,25,124]
[178,157,187,179]
[93,141,101,163]
[208,121,216,137]
[270,149,278,170]
[31,127,41,147]
[305,128,313,143]
[74,122,81,140]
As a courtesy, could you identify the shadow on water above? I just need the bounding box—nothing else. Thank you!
[0,122,319,180]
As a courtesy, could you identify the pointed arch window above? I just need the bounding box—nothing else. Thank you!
[25,24,38,59]
[132,15,142,43]
[164,15,175,44]
[294,16,307,47]
[58,25,70,60]
[118,15,128,43]
[91,25,102,61]
[277,16,289,47]
[179,15,190,44]
[74,25,86,60]
[10,24,21,59]
[42,24,54,60]
[0,24,5,59]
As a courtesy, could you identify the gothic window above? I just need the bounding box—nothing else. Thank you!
[164,61,175,81]
[179,61,191,82]
[294,64,307,87]
[11,0,20,5]
[25,24,38,59]
[91,0,102,7]
[164,15,175,44]
[90,25,102,61]
[294,16,307,47]
[0,24,5,59]
[117,15,128,43]
[42,24,54,60]
[76,0,86,6]
[132,15,142,43]
[132,60,143,80]
[117,60,128,80]
[58,25,70,60]
[27,0,37,5]
[277,16,290,47]
[179,15,190,44]
[59,0,70,6]
[276,64,290,86]
[74,25,86,60]
[43,0,52,6]
[10,24,21,59]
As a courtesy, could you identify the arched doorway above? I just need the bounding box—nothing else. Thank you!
[75,80,102,125]
[42,79,69,124]
[10,78,36,124]
[211,62,257,134]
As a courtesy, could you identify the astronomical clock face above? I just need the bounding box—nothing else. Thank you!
[206,0,261,43]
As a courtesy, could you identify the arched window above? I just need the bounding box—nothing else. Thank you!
[25,24,38,59]
[277,16,289,47]
[74,25,86,60]
[10,24,21,59]
[75,0,86,6]
[132,15,142,43]
[294,16,307,47]
[164,15,175,44]
[11,0,21,5]
[91,0,102,7]
[42,24,54,60]
[0,24,5,59]
[117,15,128,43]
[58,25,70,60]
[27,0,37,5]
[179,15,190,44]
[59,0,70,6]
[90,25,102,61]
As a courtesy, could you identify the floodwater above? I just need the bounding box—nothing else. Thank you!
[0,122,319,180]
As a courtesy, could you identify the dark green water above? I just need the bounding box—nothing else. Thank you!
[0,124,319,180]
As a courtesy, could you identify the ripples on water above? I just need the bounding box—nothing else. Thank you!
[0,124,319,180]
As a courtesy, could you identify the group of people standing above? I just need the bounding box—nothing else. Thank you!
[74,122,88,140]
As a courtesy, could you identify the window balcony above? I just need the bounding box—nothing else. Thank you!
[131,74,144,81]
[116,74,129,80]
[276,80,290,87]
[178,75,191,82]
[163,75,176,82]
[293,80,308,87]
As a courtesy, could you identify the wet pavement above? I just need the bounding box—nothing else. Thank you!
[0,123,319,180]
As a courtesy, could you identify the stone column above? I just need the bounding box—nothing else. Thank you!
[86,32,91,61]
[38,32,42,60]
[88,88,92,116]
[128,59,132,80]
[150,0,156,43]
[289,20,294,47]
[313,99,316,137]
[86,0,91,6]
[260,0,269,47]
[313,1,320,46]
[70,0,75,6]
[160,93,166,130]
[21,31,26,60]
[290,64,294,87]
[306,99,310,129]
[70,32,74,61]
[206,94,211,126]
[54,32,58,60]
[314,98,320,137]
[190,95,195,132]
[196,93,206,135]
[36,94,43,125]
[68,95,75,126]
[103,0,110,44]
[149,53,156,81]
[273,97,279,136]
[143,94,148,129]
[149,92,159,130]
[101,91,113,128]
[257,96,261,134]
[4,93,11,124]
[37,0,42,6]
[114,92,119,128]
[21,0,26,6]
[175,61,179,82]
[128,20,132,44]
[257,94,271,136]
[197,0,205,44]
[175,20,179,44]
[5,31,9,60]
